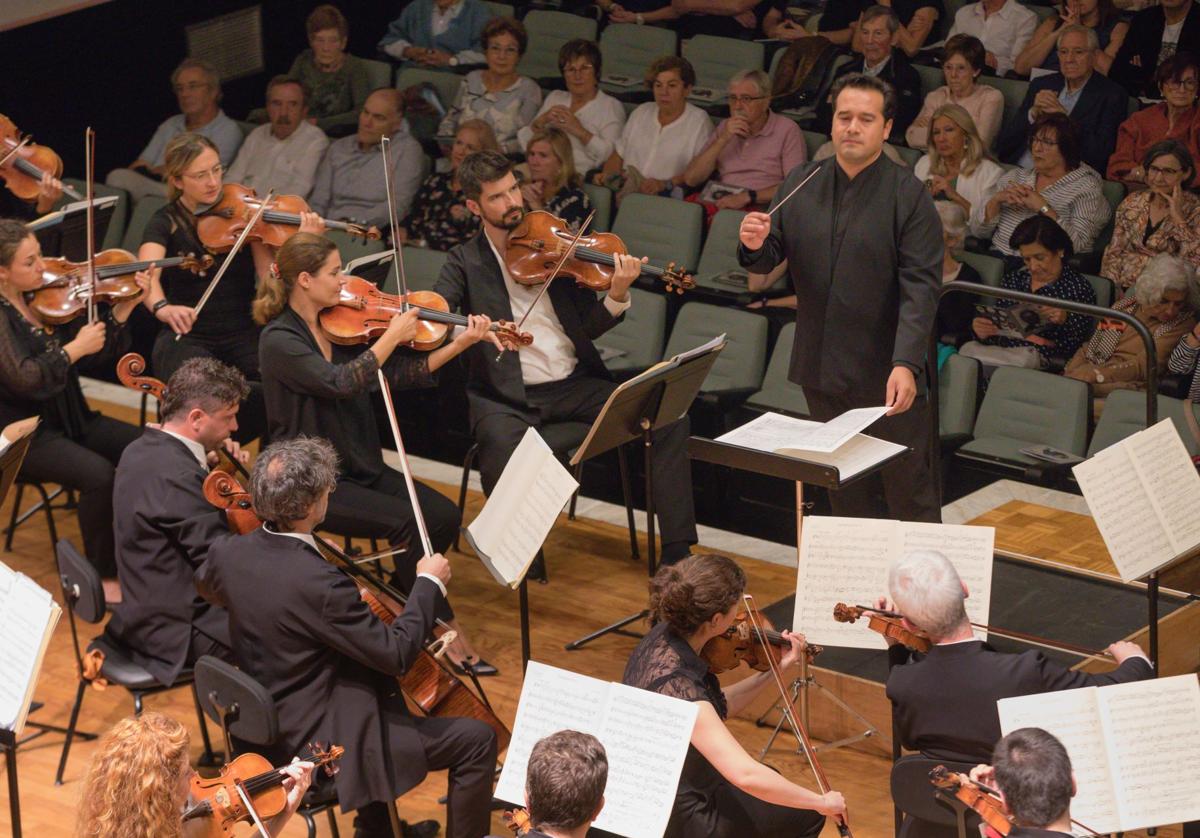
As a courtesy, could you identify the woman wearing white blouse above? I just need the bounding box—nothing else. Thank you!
[914,104,1005,238]
[906,34,1005,151]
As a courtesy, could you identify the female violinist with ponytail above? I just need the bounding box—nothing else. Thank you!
[621,554,846,838]
[255,231,504,675]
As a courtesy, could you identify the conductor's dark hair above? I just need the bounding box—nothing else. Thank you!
[1008,214,1074,259]
[649,553,746,635]
[250,437,339,530]
[992,727,1074,828]
[526,730,608,830]
[1028,112,1082,171]
[830,72,897,122]
[160,358,249,422]
[458,150,515,202]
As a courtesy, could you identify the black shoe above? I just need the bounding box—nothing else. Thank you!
[451,657,499,677]
[527,552,548,584]
[402,819,441,838]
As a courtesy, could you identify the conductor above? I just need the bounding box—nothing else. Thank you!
[737,73,942,523]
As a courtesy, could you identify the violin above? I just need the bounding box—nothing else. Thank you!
[505,210,694,294]
[928,765,1013,837]
[182,743,343,837]
[503,807,533,835]
[195,183,380,251]
[319,274,532,351]
[833,603,932,653]
[0,114,83,202]
[32,250,211,324]
[702,611,822,675]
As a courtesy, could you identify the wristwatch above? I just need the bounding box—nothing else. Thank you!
[449,56,459,67]
[1037,204,1051,216]
[152,299,169,314]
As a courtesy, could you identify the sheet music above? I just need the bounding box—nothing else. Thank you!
[717,413,905,479]
[778,406,890,453]
[0,560,60,733]
[1126,420,1200,559]
[464,428,579,589]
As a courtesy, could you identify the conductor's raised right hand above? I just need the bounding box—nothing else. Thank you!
[417,552,452,586]
[739,211,771,251]
[817,790,847,817]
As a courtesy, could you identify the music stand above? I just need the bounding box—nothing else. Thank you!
[564,339,725,651]
[26,195,118,261]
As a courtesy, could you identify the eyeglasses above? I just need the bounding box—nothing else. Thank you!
[487,44,520,55]
[1030,135,1059,148]
[563,64,594,75]
[728,94,766,105]
[173,82,210,94]
[182,163,224,182]
[1147,164,1184,177]
[1163,77,1199,90]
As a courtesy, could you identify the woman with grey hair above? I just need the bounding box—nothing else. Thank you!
[1066,253,1198,404]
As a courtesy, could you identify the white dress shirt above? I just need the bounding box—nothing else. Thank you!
[516,89,627,174]
[914,155,1005,238]
[948,0,1039,76]
[160,428,209,469]
[615,102,714,182]
[225,120,330,198]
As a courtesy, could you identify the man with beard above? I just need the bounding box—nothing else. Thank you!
[225,75,329,197]
[432,150,698,567]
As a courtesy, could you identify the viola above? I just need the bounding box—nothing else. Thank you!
[833,603,932,653]
[928,765,1013,837]
[505,210,694,294]
[182,743,343,837]
[702,611,822,675]
[32,250,211,324]
[195,183,380,251]
[319,274,532,351]
[0,114,83,202]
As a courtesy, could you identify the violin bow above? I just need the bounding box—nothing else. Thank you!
[181,188,274,340]
[380,136,412,304]
[0,136,31,169]
[743,594,852,837]
[84,127,97,325]
[233,780,274,838]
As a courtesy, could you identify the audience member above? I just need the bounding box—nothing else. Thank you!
[106,58,243,203]
[517,40,625,176]
[521,128,593,231]
[1102,139,1200,287]
[400,119,497,250]
[596,0,676,27]
[1110,0,1200,96]
[948,0,1039,76]
[1067,254,1197,402]
[914,104,1005,237]
[521,731,608,838]
[971,728,1080,837]
[935,201,984,350]
[378,0,490,68]
[1107,52,1200,187]
[683,70,806,212]
[595,56,714,201]
[908,35,1005,150]
[963,215,1097,369]
[824,6,922,139]
[1014,0,1129,76]
[438,17,542,155]
[671,0,791,40]
[1167,300,1200,399]
[310,88,427,228]
[818,0,944,56]
[982,113,1111,257]
[225,76,329,197]
[289,5,372,136]
[996,25,1128,174]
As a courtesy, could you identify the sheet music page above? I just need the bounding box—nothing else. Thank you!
[997,687,1121,834]
[897,522,994,638]
[592,683,699,838]
[465,428,579,588]
[716,411,824,451]
[1125,419,1200,563]
[0,569,55,731]
[776,405,890,453]
[795,433,907,481]
[1098,675,1200,830]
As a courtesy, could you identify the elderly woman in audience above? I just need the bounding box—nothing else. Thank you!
[915,105,1005,239]
[907,35,1005,150]
[437,17,542,155]
[1167,297,1200,402]
[1107,53,1200,188]
[595,56,714,202]
[521,127,593,231]
[936,201,986,351]
[399,120,498,250]
[1067,254,1198,403]
[981,112,1111,258]
[1014,0,1128,76]
[1101,140,1200,290]
[288,5,371,136]
[517,40,626,177]
[962,215,1097,369]
[378,0,489,68]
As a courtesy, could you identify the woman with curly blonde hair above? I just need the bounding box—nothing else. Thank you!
[75,712,312,838]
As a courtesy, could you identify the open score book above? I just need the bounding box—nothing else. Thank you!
[0,559,61,735]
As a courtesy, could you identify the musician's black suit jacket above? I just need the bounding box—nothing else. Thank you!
[195,527,444,812]
[886,640,1154,763]
[105,428,230,686]
[432,231,621,427]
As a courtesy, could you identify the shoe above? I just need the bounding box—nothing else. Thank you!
[526,552,548,584]
[402,819,441,838]
[450,657,499,677]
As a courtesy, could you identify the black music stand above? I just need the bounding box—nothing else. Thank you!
[459,530,540,674]
[26,195,118,261]
[564,340,725,651]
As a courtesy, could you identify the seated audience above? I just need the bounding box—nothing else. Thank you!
[400,119,497,250]
[225,76,329,197]
[982,113,1111,257]
[521,128,593,232]
[438,17,542,155]
[1107,52,1200,188]
[823,6,922,139]
[595,56,714,201]
[289,4,372,136]
[963,215,1097,369]
[521,731,608,838]
[379,0,489,68]
[75,712,312,838]
[1110,0,1200,96]
[915,104,1005,238]
[682,70,806,213]
[884,549,1152,764]
[1014,0,1129,76]
[948,0,1039,76]
[1067,253,1198,401]
[996,25,1128,174]
[670,0,791,41]
[310,88,427,229]
[1102,140,1200,288]
[936,200,985,350]
[971,728,1082,838]
[517,40,625,176]
[1167,302,1200,399]
[106,58,244,203]
[817,0,943,56]
[596,0,676,27]
[907,34,1005,150]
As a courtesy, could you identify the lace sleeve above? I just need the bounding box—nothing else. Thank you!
[0,306,71,400]
[623,625,725,715]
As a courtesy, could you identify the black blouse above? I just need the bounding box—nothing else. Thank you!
[544,186,593,234]
[937,260,982,348]
[258,306,435,485]
[403,171,481,252]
